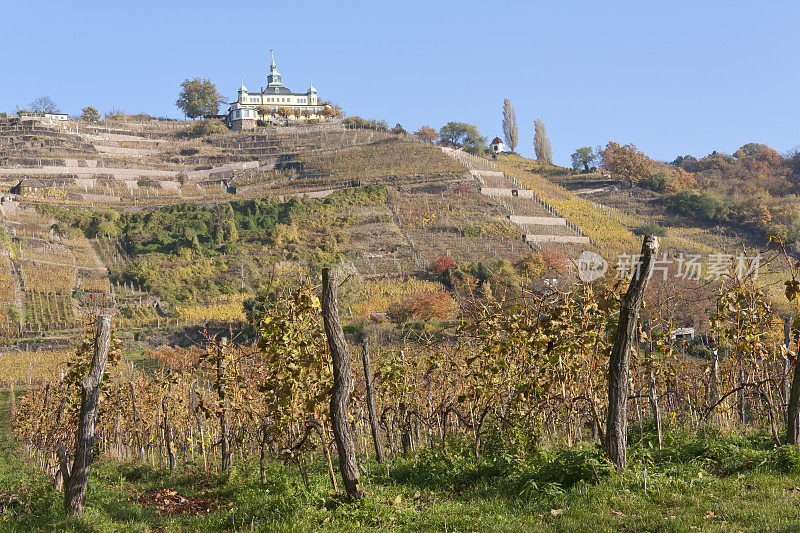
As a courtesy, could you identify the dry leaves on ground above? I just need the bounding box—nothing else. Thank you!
[137,488,232,515]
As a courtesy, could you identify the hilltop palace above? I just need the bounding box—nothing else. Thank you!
[225,51,324,130]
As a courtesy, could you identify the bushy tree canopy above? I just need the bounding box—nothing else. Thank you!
[571,147,596,173]
[413,126,439,144]
[599,141,652,187]
[439,122,487,155]
[80,106,100,123]
[176,78,224,119]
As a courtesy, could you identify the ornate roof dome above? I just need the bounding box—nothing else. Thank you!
[267,49,283,87]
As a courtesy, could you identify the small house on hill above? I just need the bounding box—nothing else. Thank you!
[10,178,65,197]
[670,327,695,341]
[490,137,506,154]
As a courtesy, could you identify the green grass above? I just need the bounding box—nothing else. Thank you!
[3,391,800,532]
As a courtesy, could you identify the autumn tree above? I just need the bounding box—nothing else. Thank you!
[599,141,653,187]
[533,119,553,164]
[80,106,100,123]
[176,78,224,119]
[502,99,518,152]
[255,105,271,120]
[413,125,439,144]
[319,102,342,118]
[571,146,597,173]
[29,96,60,114]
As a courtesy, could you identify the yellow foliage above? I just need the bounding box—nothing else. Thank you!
[351,278,444,319]
[0,349,72,382]
[21,263,76,293]
[176,293,247,323]
[80,275,110,293]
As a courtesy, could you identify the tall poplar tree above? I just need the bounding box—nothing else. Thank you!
[534,119,553,164]
[502,99,518,152]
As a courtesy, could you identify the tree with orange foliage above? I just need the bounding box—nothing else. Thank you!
[432,256,455,274]
[409,290,457,322]
[413,125,439,144]
[387,290,457,323]
[600,141,653,187]
[734,143,784,185]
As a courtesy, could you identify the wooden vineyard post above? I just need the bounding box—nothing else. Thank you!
[644,321,662,449]
[783,319,792,422]
[361,338,385,463]
[53,396,68,491]
[129,382,145,461]
[787,319,800,444]
[322,268,361,499]
[8,381,15,419]
[62,315,112,515]
[162,382,176,472]
[217,338,232,476]
[605,236,658,470]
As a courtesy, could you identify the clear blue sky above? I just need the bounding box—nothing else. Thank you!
[2,0,798,166]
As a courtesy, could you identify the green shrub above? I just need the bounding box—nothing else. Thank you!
[641,171,676,192]
[768,446,800,474]
[8,305,20,325]
[342,323,364,336]
[180,119,228,138]
[632,222,667,237]
[663,190,734,224]
[460,224,484,237]
[526,445,613,490]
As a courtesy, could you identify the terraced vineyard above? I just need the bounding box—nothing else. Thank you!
[389,182,524,266]
[300,138,465,184]
[24,290,78,332]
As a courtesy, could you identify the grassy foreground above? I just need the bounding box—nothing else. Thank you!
[3,392,800,532]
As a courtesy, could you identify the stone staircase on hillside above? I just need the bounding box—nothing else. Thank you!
[442,149,591,247]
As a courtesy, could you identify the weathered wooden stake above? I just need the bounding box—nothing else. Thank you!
[162,382,176,472]
[605,236,658,470]
[63,315,112,515]
[783,319,792,422]
[217,338,232,476]
[8,381,15,419]
[129,382,145,461]
[787,323,800,444]
[322,268,361,499]
[361,338,385,463]
[644,321,662,449]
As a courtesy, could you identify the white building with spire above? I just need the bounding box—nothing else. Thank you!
[225,51,326,130]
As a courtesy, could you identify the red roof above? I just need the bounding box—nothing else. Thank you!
[491,137,503,145]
